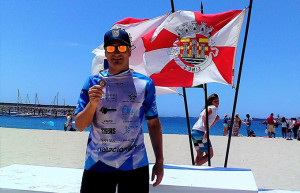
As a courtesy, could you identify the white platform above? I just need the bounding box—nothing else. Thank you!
[0,163,290,193]
[149,164,258,193]
[0,165,82,193]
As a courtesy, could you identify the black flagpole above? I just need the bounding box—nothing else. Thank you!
[201,2,211,167]
[224,0,253,167]
[170,0,175,12]
[203,84,211,166]
[183,88,195,165]
[170,0,195,165]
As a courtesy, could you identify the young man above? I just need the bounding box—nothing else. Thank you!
[75,29,164,193]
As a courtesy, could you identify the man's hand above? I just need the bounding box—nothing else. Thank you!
[151,162,164,187]
[88,85,105,107]
[75,84,105,131]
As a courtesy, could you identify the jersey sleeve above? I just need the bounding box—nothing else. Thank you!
[75,76,99,115]
[143,78,158,120]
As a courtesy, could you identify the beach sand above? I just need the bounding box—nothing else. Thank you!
[0,127,299,191]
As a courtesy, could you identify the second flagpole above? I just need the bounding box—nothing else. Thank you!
[170,0,195,165]
[224,0,253,167]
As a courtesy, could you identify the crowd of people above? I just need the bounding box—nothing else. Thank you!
[222,113,256,137]
[220,112,300,140]
[266,113,300,140]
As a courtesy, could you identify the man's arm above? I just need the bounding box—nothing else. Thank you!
[147,117,164,187]
[75,85,104,131]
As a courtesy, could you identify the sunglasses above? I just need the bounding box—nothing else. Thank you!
[105,45,128,53]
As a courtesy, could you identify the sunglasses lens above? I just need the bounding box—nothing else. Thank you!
[118,45,127,52]
[106,46,115,53]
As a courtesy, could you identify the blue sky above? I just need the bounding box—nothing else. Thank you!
[0,0,299,119]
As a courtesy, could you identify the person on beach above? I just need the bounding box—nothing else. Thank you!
[75,29,164,193]
[281,117,288,138]
[233,113,241,136]
[227,117,232,131]
[287,118,294,140]
[242,114,255,137]
[296,120,300,140]
[191,93,220,166]
[292,118,299,139]
[64,110,74,131]
[267,113,275,138]
[223,114,229,136]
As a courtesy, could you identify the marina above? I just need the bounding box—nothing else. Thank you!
[0,102,76,118]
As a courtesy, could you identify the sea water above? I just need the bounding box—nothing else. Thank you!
[0,115,280,137]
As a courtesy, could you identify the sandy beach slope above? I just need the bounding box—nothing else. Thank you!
[0,127,299,191]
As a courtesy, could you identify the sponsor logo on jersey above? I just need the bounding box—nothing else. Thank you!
[123,138,136,142]
[123,125,140,134]
[123,120,138,123]
[128,93,137,101]
[99,107,117,114]
[101,120,116,124]
[122,92,142,103]
[101,128,116,134]
[114,82,124,86]
[101,138,116,143]
[122,105,138,116]
[101,94,117,102]
[97,145,137,152]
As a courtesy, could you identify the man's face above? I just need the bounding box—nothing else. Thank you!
[105,40,131,74]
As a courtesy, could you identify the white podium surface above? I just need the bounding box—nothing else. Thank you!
[149,163,258,193]
[0,164,258,193]
[0,164,82,193]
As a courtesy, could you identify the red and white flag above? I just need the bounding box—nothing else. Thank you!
[91,13,179,95]
[142,9,246,87]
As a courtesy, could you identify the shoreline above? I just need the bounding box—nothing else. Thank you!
[0,127,299,191]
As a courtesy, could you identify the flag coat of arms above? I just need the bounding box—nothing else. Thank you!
[142,9,246,87]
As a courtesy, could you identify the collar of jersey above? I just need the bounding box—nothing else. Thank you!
[99,69,132,78]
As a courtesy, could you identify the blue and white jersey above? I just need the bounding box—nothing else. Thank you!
[75,69,158,172]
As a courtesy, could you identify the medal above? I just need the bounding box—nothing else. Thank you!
[99,79,106,87]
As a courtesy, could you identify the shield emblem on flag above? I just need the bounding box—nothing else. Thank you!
[171,22,218,74]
